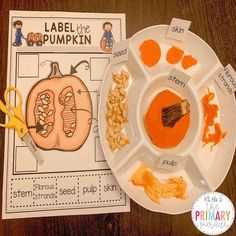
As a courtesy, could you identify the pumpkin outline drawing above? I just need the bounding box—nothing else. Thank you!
[26,62,93,151]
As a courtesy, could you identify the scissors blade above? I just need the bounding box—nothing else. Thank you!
[23,133,44,165]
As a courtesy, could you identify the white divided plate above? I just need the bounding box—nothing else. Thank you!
[98,25,236,214]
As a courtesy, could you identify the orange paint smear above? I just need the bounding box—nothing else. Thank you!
[140,39,161,67]
[130,164,187,203]
[145,90,190,148]
[202,89,227,150]
[182,55,197,69]
[166,46,184,64]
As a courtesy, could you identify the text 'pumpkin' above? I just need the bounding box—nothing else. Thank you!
[26,62,92,151]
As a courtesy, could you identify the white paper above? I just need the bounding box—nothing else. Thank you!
[156,155,185,171]
[167,18,191,41]
[216,64,236,96]
[111,39,129,64]
[2,10,129,219]
[167,69,191,91]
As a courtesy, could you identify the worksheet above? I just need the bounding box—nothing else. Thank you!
[2,10,129,219]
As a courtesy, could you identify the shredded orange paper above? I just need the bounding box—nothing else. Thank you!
[130,164,187,204]
[202,89,227,150]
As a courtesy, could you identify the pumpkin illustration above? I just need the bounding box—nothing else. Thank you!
[26,62,92,151]
[26,32,34,46]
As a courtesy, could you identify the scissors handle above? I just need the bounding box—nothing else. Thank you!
[0,100,15,128]
[0,100,12,117]
[0,87,28,138]
[4,86,25,123]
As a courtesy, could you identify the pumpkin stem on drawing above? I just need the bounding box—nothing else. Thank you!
[49,62,63,79]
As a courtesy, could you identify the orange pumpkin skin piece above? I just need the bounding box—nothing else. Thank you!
[145,90,190,148]
[140,39,161,67]
[166,46,184,64]
[26,62,92,151]
[182,55,197,69]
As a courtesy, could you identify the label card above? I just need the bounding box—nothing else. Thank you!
[167,18,191,42]
[156,155,184,171]
[216,64,236,96]
[111,39,129,64]
[167,69,191,91]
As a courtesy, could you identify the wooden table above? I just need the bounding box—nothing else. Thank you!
[0,0,235,235]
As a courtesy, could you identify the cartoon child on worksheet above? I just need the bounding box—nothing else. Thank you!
[13,20,25,46]
[101,22,115,52]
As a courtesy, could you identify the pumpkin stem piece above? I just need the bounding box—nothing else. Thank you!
[49,62,63,78]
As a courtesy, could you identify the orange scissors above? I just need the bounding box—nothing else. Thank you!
[0,86,44,164]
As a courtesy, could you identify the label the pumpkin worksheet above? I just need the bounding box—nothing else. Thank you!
[2,10,128,219]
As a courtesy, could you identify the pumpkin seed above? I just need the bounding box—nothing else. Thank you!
[106,102,112,110]
[108,126,114,137]
[65,97,70,102]
[107,110,113,118]
[66,92,73,97]
[119,88,125,96]
[39,120,45,126]
[39,115,45,121]
[121,69,129,79]
[41,130,48,135]
[108,118,113,126]
[116,133,121,142]
[116,142,122,149]
[116,84,122,89]
[43,125,48,130]
[47,110,53,116]
[42,99,48,105]
[66,132,73,137]
[40,94,46,100]
[124,78,129,88]
[38,106,44,112]
[117,115,123,123]
[106,70,130,152]
[113,74,121,84]
[119,138,126,146]
[70,123,76,128]
[122,110,127,119]
[113,127,119,134]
